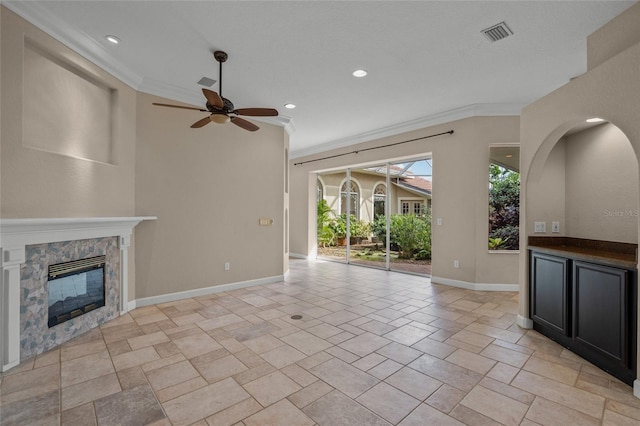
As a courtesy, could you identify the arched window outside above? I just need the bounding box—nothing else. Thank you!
[373,183,386,219]
[340,179,360,218]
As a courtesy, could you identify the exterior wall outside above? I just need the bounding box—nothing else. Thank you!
[291,116,520,287]
[318,171,428,224]
[519,2,640,383]
[135,93,286,299]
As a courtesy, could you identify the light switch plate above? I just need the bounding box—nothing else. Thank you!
[552,221,560,233]
[534,222,546,233]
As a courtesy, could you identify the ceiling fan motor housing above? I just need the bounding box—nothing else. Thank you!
[206,98,234,114]
[222,97,234,112]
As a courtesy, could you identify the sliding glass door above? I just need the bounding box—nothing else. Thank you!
[349,164,389,270]
[387,159,432,276]
[315,157,432,276]
[316,171,347,263]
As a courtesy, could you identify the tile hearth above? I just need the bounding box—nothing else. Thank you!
[1,259,639,425]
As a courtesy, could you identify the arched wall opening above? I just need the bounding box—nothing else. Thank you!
[526,119,638,244]
[522,117,639,386]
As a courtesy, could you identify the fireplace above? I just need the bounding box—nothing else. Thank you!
[1,216,155,372]
[48,256,106,327]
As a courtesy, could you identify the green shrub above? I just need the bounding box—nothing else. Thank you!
[317,200,336,247]
[336,214,370,241]
[372,212,432,259]
[489,164,519,250]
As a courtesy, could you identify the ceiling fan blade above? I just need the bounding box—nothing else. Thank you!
[191,116,212,128]
[231,117,259,132]
[153,102,207,112]
[234,108,279,117]
[202,89,224,109]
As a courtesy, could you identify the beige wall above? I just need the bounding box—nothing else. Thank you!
[525,123,638,243]
[291,116,520,287]
[520,2,640,378]
[1,7,287,303]
[1,7,136,218]
[565,124,637,242]
[587,2,640,70]
[134,93,286,299]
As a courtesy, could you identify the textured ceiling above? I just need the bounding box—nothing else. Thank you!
[4,1,634,156]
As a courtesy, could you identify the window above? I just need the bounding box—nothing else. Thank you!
[373,183,386,219]
[488,146,520,250]
[340,179,360,218]
[401,200,423,215]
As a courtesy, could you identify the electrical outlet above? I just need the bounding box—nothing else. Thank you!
[224,262,230,271]
[552,221,560,233]
[454,260,459,268]
[534,222,546,233]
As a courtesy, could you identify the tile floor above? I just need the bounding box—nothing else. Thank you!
[1,259,639,425]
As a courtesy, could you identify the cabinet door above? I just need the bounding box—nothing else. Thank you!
[572,261,628,366]
[531,252,570,335]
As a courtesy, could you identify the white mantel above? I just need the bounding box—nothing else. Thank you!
[0,216,156,371]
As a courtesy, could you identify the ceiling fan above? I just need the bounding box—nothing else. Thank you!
[152,50,278,132]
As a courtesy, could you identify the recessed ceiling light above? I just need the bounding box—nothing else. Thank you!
[105,35,120,44]
[586,117,605,123]
[352,69,368,78]
[284,103,296,109]
[505,154,513,158]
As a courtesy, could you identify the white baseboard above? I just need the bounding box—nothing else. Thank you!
[283,269,290,280]
[133,274,286,308]
[634,379,640,399]
[431,276,519,292]
[516,315,533,329]
[289,253,309,259]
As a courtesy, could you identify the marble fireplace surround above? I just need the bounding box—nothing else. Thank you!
[0,217,155,372]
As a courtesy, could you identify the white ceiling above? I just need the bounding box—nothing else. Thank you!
[4,1,634,157]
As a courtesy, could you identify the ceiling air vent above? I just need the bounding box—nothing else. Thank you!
[481,21,513,42]
[197,76,216,87]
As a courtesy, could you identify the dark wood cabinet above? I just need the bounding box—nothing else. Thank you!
[531,253,570,335]
[529,249,637,385]
[572,261,628,366]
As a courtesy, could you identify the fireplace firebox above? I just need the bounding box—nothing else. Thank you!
[48,256,106,327]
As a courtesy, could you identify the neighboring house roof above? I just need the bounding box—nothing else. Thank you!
[393,177,432,197]
[357,164,432,197]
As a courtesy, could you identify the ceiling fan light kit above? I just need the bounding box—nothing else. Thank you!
[210,113,230,124]
[152,50,278,132]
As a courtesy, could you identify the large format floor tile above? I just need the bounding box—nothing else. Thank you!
[1,259,638,425]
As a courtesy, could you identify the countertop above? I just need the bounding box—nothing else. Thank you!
[528,237,638,270]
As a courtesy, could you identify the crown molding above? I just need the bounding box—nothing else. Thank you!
[3,1,144,90]
[139,77,204,107]
[289,102,525,159]
[4,1,296,133]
